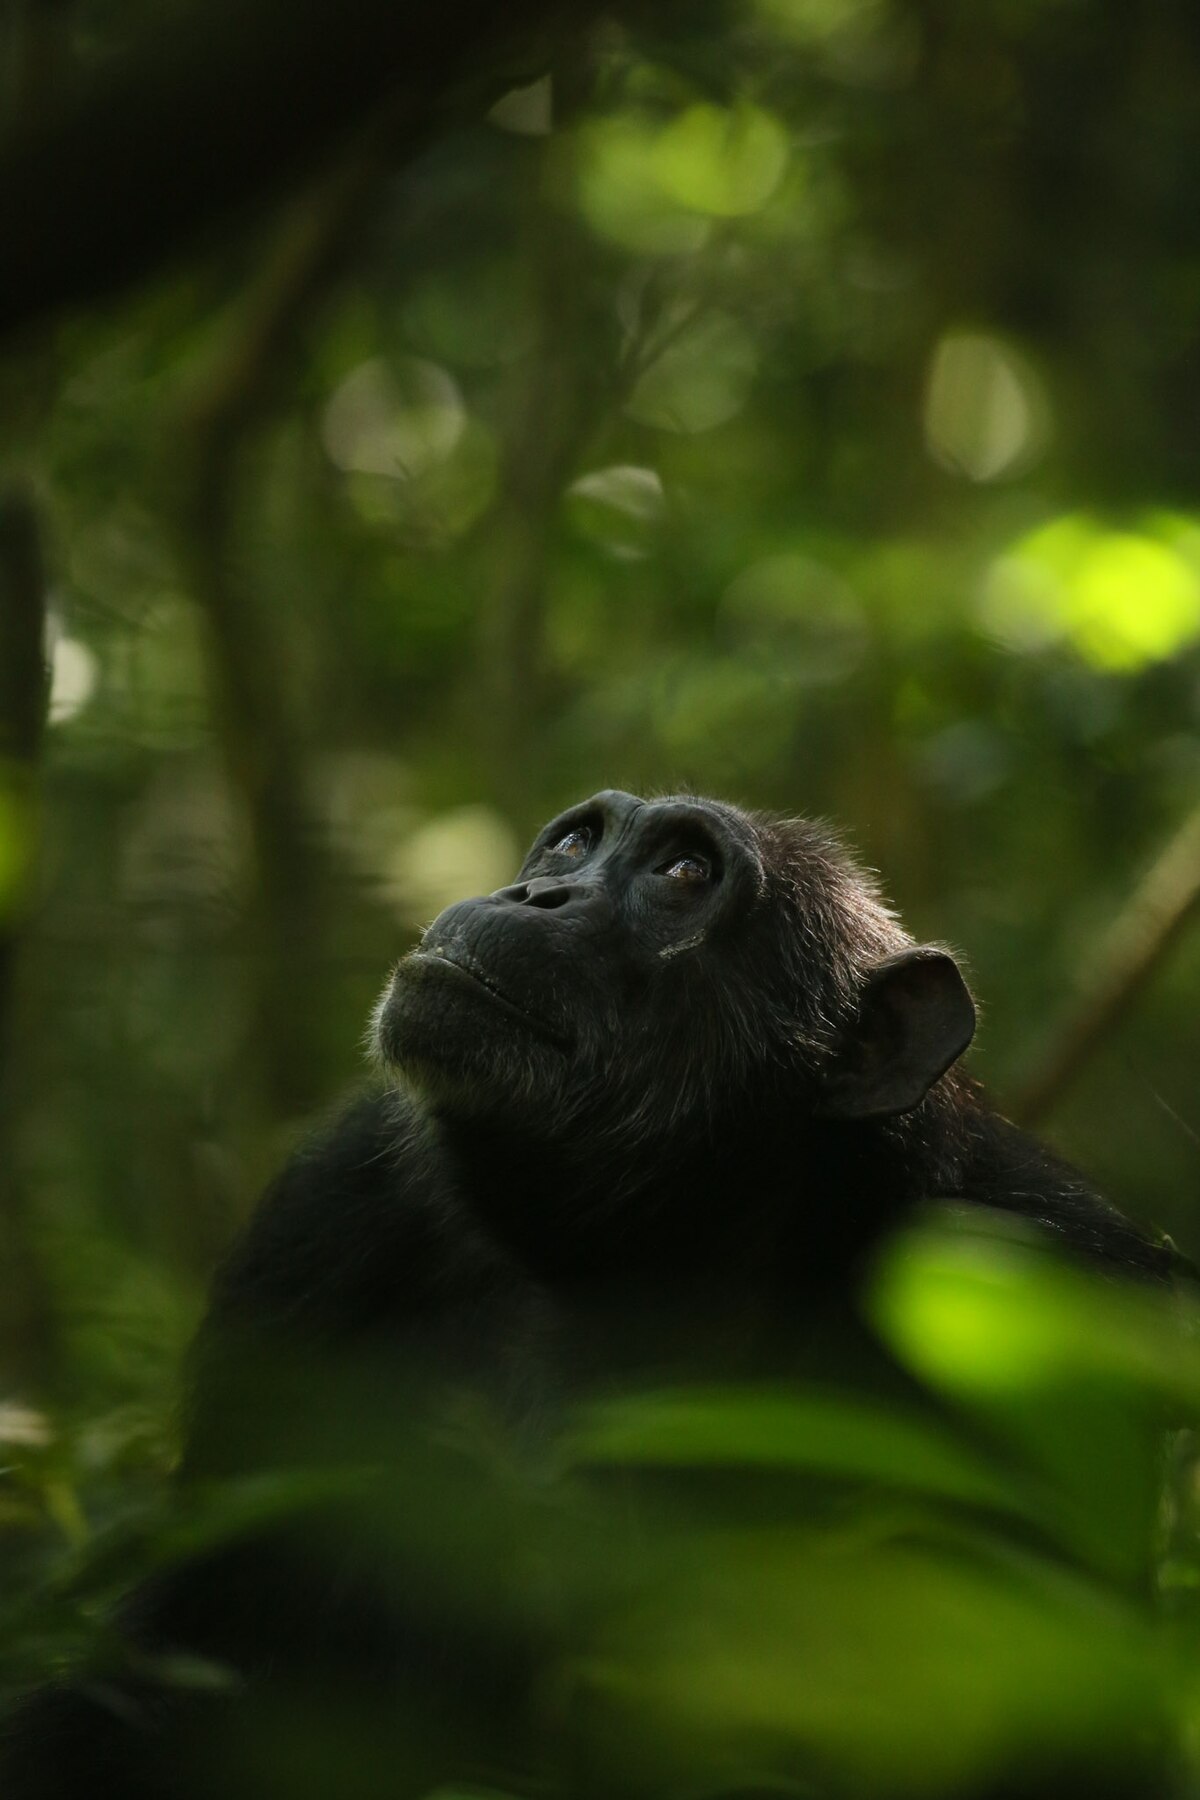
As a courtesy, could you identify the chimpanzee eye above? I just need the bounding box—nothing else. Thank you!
[552,827,592,859]
[662,854,711,884]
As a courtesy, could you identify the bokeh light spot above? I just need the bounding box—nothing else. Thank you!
[981,514,1200,669]
[49,635,99,725]
[323,358,465,480]
[487,74,552,136]
[626,311,757,434]
[387,807,519,925]
[651,102,788,218]
[924,331,1048,482]
[721,552,868,681]
[567,465,665,559]
[576,117,710,255]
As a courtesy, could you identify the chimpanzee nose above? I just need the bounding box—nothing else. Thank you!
[491,878,576,911]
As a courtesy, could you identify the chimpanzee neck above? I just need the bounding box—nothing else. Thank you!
[431,1108,735,1283]
[430,1100,926,1292]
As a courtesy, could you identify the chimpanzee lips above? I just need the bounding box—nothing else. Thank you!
[408,946,570,1049]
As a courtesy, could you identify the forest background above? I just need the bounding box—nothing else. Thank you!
[2,0,1200,1791]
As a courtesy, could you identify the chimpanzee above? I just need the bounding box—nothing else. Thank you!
[2,790,1179,1800]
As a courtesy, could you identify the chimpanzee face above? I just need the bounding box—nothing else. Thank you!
[375,790,974,1141]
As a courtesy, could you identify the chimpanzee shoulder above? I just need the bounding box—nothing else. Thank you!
[182,1085,552,1480]
[953,1107,1182,1281]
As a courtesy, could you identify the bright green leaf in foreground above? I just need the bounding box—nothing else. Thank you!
[869,1214,1199,1579]
[577,1533,1164,1799]
[568,1385,1034,1522]
[870,1214,1200,1405]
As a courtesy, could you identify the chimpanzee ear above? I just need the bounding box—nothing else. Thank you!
[817,948,975,1121]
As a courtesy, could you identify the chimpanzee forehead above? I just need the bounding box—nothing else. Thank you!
[552,788,755,838]
[649,793,767,863]
[571,789,757,829]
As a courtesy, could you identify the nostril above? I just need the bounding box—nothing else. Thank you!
[490,877,579,909]
[527,884,572,910]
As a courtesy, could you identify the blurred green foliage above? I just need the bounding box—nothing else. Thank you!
[5,1216,1200,1796]
[2,0,1200,1791]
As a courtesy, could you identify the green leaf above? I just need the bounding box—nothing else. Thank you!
[568,1385,1037,1523]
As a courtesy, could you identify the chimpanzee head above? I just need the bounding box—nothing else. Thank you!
[374,790,975,1148]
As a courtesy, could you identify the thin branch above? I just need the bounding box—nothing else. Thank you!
[0,485,56,1385]
[174,147,385,1116]
[1013,805,1200,1126]
[0,489,47,769]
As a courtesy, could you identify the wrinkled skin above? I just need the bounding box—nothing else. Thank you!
[379,791,781,1135]
[2,792,1180,1800]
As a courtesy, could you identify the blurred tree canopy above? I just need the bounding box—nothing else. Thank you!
[1,0,1200,1789]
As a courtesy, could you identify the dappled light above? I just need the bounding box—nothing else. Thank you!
[982,514,1200,670]
[322,358,467,480]
[924,331,1050,483]
[650,101,789,217]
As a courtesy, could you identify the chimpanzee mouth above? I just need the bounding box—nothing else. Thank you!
[408,947,570,1049]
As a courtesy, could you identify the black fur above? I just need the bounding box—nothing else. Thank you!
[2,790,1178,1798]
